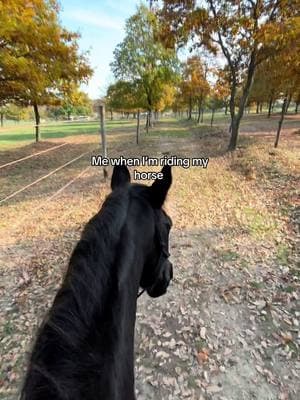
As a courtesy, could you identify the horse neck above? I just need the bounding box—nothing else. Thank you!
[60,193,143,354]
[22,191,146,400]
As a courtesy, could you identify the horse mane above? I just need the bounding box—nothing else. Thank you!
[20,186,140,399]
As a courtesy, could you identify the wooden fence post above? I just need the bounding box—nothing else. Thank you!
[136,109,140,145]
[99,105,108,180]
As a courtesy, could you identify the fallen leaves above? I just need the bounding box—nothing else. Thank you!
[196,348,210,364]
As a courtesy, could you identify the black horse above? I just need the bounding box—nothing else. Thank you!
[21,165,173,400]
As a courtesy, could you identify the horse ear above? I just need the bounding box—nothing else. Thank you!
[149,166,172,208]
[111,165,131,190]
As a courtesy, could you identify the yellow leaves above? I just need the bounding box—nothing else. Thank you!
[154,84,176,111]
[0,0,92,105]
[180,55,210,101]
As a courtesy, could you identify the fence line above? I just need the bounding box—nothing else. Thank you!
[0,143,68,170]
[1,165,93,237]
[0,150,92,205]
[43,165,92,204]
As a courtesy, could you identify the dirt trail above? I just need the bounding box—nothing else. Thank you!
[135,228,299,400]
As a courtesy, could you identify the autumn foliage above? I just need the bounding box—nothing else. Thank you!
[0,0,92,140]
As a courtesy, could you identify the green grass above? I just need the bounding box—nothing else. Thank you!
[0,119,137,149]
[250,281,265,289]
[242,207,278,239]
[276,243,290,266]
[218,249,240,262]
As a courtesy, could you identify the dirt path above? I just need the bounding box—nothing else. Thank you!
[0,118,299,399]
[135,227,299,400]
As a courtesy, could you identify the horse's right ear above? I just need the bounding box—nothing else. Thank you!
[149,165,172,208]
[111,165,131,190]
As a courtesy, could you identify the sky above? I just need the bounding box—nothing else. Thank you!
[60,0,139,99]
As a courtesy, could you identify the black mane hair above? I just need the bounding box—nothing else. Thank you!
[21,166,173,400]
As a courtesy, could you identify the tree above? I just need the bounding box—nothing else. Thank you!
[0,102,7,127]
[249,60,280,117]
[272,49,300,147]
[61,89,92,120]
[0,0,92,141]
[179,56,210,122]
[106,80,143,118]
[214,68,231,115]
[154,83,176,114]
[0,102,31,126]
[158,0,298,150]
[47,90,92,120]
[110,4,179,131]
[208,73,229,126]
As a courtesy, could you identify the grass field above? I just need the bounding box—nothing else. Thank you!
[0,119,137,149]
[1,110,299,149]
[0,115,299,399]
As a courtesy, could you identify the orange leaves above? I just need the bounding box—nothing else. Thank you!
[0,0,93,105]
[196,348,210,364]
[180,55,210,104]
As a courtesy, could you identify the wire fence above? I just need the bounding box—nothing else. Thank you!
[2,165,93,236]
[0,143,68,170]
[0,149,93,205]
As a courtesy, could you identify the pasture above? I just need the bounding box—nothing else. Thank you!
[0,115,299,399]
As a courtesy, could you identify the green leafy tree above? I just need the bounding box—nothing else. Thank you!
[106,80,143,118]
[47,90,92,120]
[110,4,179,130]
[61,89,93,120]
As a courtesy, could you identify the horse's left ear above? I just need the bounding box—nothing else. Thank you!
[111,165,131,190]
[149,166,172,208]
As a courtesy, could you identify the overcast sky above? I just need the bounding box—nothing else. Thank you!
[60,0,139,99]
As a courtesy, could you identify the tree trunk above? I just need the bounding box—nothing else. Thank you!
[267,96,273,118]
[136,110,140,145]
[99,105,108,180]
[260,103,263,113]
[197,97,203,124]
[210,107,215,127]
[145,113,149,133]
[188,96,192,120]
[197,106,201,123]
[228,117,240,151]
[0,112,3,127]
[225,102,228,115]
[67,110,71,120]
[228,50,256,151]
[200,108,204,123]
[33,103,40,142]
[256,102,259,114]
[271,102,275,113]
[286,95,292,113]
[274,93,291,148]
[145,114,148,133]
[110,110,113,120]
[148,110,153,128]
[295,102,299,114]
